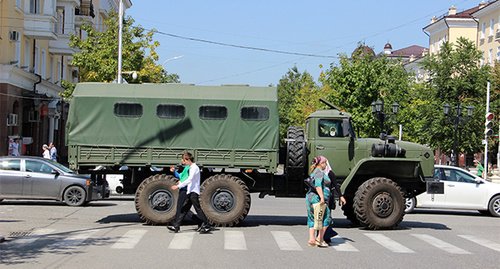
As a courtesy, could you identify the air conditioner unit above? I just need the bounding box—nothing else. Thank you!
[9,31,20,42]
[7,114,18,126]
[28,110,40,122]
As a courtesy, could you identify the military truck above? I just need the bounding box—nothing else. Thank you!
[66,83,437,230]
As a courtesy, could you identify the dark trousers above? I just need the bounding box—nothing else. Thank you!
[174,191,209,228]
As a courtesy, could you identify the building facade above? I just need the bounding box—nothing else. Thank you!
[0,0,131,163]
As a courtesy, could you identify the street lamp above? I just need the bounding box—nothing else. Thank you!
[443,102,474,166]
[371,99,399,137]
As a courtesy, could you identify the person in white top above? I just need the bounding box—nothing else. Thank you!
[9,138,20,156]
[168,153,211,233]
[42,144,50,159]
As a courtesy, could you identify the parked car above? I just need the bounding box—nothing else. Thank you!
[0,156,109,206]
[405,165,500,217]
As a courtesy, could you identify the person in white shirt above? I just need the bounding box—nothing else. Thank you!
[42,144,50,159]
[10,138,20,156]
[168,153,211,234]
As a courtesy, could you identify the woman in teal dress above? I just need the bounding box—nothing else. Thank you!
[306,156,332,247]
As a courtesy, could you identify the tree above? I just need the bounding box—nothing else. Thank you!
[319,44,412,138]
[419,37,490,155]
[277,66,320,145]
[61,11,179,99]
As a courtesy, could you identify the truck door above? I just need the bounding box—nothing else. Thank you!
[309,119,353,180]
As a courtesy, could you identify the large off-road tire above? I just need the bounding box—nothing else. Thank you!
[64,186,86,206]
[287,126,305,168]
[354,177,405,230]
[488,195,500,217]
[200,174,251,227]
[135,174,178,225]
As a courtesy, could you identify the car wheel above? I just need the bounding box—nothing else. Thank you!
[405,197,416,214]
[488,195,500,217]
[354,177,405,230]
[64,186,86,206]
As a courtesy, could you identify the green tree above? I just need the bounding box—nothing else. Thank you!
[419,37,490,155]
[319,44,412,138]
[277,66,320,145]
[61,11,179,99]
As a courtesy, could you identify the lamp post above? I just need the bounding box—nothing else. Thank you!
[371,99,399,137]
[443,102,474,167]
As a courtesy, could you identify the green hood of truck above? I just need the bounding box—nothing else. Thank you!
[66,83,279,151]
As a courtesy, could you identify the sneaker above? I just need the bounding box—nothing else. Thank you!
[199,227,211,234]
[167,226,179,233]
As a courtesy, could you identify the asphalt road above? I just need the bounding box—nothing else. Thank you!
[1,194,499,269]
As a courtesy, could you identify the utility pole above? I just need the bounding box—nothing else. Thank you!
[485,82,490,179]
[117,0,124,84]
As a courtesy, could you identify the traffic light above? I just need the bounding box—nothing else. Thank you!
[485,112,494,137]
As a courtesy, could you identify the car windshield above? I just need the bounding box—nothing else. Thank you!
[46,159,75,174]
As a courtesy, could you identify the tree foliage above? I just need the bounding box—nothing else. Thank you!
[61,11,179,99]
[319,44,412,138]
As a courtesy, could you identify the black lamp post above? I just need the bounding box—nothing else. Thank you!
[443,102,474,167]
[371,99,399,137]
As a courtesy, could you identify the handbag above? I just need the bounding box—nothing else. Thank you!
[328,192,336,210]
[313,202,327,230]
[304,176,317,193]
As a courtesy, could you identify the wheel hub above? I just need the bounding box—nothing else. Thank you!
[211,189,235,214]
[372,192,393,218]
[148,189,173,213]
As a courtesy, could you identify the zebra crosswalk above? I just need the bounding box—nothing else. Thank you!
[3,228,499,254]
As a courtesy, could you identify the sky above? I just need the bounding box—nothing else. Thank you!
[126,0,484,87]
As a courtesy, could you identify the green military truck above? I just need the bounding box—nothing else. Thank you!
[66,83,437,230]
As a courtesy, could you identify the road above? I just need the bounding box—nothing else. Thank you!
[1,194,499,269]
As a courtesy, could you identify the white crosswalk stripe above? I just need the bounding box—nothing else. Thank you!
[458,235,500,252]
[271,231,302,251]
[11,228,56,248]
[48,230,97,249]
[224,231,247,250]
[365,233,415,253]
[330,237,359,252]
[112,229,148,249]
[168,232,195,249]
[412,234,471,254]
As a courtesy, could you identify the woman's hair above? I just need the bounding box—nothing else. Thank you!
[182,152,194,162]
[310,156,326,174]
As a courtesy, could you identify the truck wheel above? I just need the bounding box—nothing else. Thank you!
[488,195,500,217]
[200,174,251,227]
[287,126,305,168]
[135,174,178,225]
[64,186,86,206]
[405,197,416,214]
[354,177,405,230]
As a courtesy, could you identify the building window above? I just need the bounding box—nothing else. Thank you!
[34,45,39,74]
[497,47,500,62]
[156,104,185,119]
[29,0,40,14]
[489,49,493,65]
[16,0,22,9]
[49,56,54,82]
[14,41,20,67]
[241,106,269,121]
[482,23,486,39]
[199,105,227,120]
[24,39,30,70]
[41,50,46,79]
[491,19,495,37]
[114,103,143,118]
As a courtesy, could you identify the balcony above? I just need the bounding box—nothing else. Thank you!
[49,34,77,56]
[24,13,57,40]
[495,31,500,42]
[75,1,95,18]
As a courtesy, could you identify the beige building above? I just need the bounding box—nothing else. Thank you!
[0,0,131,160]
[472,1,500,65]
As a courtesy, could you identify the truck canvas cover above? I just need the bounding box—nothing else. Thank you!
[66,83,279,152]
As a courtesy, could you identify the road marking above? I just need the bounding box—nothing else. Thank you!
[271,231,302,251]
[458,235,500,252]
[168,232,195,249]
[330,237,359,252]
[364,233,414,253]
[11,228,55,247]
[224,231,246,250]
[48,230,97,249]
[412,234,471,254]
[112,229,147,249]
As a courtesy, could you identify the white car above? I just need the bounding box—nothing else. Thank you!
[405,165,500,217]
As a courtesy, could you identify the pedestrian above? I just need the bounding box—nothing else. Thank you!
[42,144,50,159]
[168,155,190,232]
[9,138,20,156]
[323,159,346,243]
[474,160,484,178]
[306,156,332,248]
[49,142,57,162]
[167,153,211,234]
